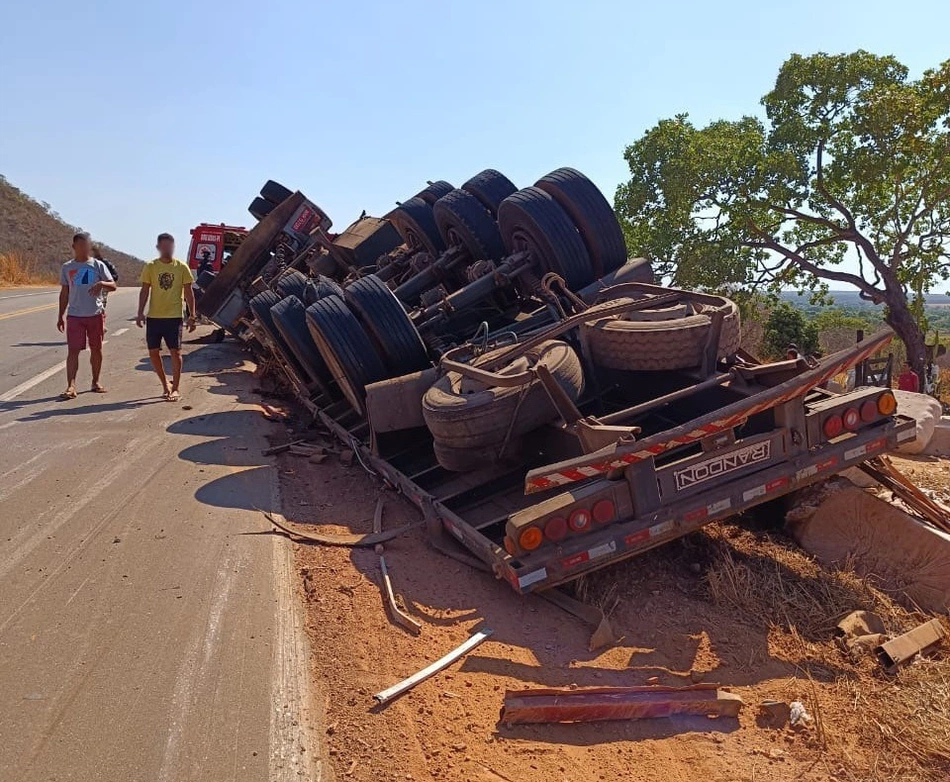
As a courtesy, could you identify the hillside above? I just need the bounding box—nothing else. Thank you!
[0,175,142,285]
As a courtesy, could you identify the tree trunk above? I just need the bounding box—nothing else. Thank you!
[884,299,927,388]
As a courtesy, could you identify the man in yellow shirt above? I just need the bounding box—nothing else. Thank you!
[136,233,197,401]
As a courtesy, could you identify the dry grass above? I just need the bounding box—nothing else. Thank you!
[0,252,57,286]
[700,523,950,781]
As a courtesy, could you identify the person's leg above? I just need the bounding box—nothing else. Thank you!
[149,350,169,396]
[167,319,184,401]
[145,319,170,397]
[170,350,182,395]
[88,314,106,391]
[63,316,84,397]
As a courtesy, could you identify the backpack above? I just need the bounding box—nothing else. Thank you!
[100,258,119,284]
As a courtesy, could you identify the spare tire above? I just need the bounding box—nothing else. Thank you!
[261,180,293,205]
[412,180,455,205]
[305,295,387,415]
[344,274,429,376]
[581,295,741,371]
[535,167,627,277]
[249,196,275,221]
[275,268,309,299]
[270,295,333,388]
[461,169,517,216]
[423,340,583,467]
[248,289,308,378]
[432,439,525,473]
[389,197,446,257]
[433,189,506,261]
[497,187,593,290]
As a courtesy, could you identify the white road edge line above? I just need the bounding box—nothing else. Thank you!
[112,328,129,336]
[0,340,109,403]
[268,468,322,781]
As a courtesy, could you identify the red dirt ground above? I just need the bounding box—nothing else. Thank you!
[267,416,948,782]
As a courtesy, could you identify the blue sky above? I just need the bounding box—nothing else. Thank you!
[1,0,948,261]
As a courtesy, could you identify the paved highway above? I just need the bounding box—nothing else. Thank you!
[0,287,320,781]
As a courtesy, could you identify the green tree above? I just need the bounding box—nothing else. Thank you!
[762,304,819,358]
[615,51,950,380]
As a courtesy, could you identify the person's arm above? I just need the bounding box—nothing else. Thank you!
[136,284,150,327]
[57,285,69,332]
[184,283,197,331]
[89,262,117,295]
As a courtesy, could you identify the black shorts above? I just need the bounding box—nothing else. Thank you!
[146,317,183,350]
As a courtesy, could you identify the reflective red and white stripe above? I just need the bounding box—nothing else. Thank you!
[525,335,888,494]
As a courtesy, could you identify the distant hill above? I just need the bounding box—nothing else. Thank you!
[780,289,950,308]
[0,175,142,285]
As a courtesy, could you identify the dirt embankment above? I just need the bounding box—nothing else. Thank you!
[270,421,950,782]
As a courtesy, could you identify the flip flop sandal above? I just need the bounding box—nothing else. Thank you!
[61,389,77,399]
[166,390,180,402]
[91,385,107,393]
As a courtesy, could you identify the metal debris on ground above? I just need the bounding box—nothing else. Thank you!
[859,455,950,534]
[371,498,422,634]
[373,628,494,705]
[499,684,743,725]
[261,508,426,547]
[262,438,307,456]
[876,618,947,671]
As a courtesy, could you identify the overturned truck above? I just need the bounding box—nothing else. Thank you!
[197,168,915,593]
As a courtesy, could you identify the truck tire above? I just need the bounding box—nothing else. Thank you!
[581,296,741,371]
[433,189,506,261]
[412,180,455,205]
[261,180,293,205]
[270,295,333,387]
[249,196,275,221]
[497,187,593,290]
[275,268,308,300]
[248,289,308,378]
[535,167,627,278]
[461,169,517,216]
[305,295,387,415]
[305,275,345,305]
[423,340,583,461]
[344,274,430,376]
[389,197,446,257]
[432,438,525,473]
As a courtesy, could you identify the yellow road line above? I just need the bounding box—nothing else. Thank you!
[0,303,59,320]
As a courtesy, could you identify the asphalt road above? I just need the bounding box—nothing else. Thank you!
[0,287,320,781]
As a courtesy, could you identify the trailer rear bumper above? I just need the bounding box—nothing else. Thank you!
[493,414,915,593]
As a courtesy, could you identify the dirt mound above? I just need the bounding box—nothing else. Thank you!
[0,175,142,284]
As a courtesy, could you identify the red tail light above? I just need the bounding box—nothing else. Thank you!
[544,516,568,542]
[860,400,878,422]
[823,414,843,439]
[568,508,591,532]
[842,407,861,431]
[592,499,615,524]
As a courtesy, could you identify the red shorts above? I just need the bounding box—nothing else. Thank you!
[66,314,105,351]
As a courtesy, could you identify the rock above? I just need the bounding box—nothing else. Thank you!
[787,485,950,612]
[837,466,879,489]
[893,390,942,454]
[759,700,790,728]
[924,417,950,457]
[340,449,355,466]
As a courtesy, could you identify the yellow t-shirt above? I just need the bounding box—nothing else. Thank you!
[140,258,195,318]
